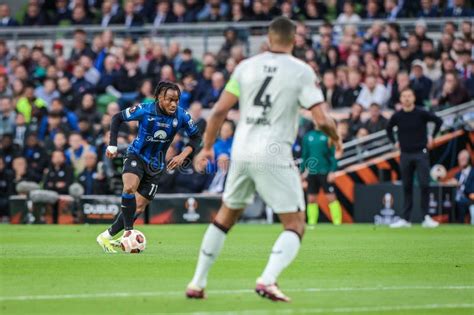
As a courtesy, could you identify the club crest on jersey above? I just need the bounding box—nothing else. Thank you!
[173,118,178,127]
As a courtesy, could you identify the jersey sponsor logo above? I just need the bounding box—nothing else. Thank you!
[145,130,168,142]
[158,122,170,128]
[246,116,271,125]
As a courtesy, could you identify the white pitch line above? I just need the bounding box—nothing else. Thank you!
[0,285,473,302]
[181,303,474,315]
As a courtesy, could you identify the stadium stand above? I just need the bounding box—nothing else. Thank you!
[0,1,473,223]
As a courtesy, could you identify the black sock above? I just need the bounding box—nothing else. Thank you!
[121,193,136,231]
[108,212,142,236]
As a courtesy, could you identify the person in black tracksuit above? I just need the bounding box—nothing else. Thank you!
[386,88,443,227]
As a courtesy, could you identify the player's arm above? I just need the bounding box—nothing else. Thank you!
[311,105,339,143]
[106,104,145,159]
[168,113,203,170]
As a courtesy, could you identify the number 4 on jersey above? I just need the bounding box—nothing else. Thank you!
[253,76,273,113]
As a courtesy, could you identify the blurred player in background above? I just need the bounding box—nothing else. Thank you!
[96,81,201,253]
[301,126,342,225]
[186,17,340,302]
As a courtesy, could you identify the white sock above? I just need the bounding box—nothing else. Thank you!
[260,230,301,285]
[190,224,227,288]
[101,230,113,239]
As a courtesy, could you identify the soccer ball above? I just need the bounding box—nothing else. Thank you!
[121,230,146,253]
[430,164,447,181]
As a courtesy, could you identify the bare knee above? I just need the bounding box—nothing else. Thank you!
[279,212,306,239]
[214,204,243,231]
[307,194,317,204]
[123,184,137,195]
[326,193,336,203]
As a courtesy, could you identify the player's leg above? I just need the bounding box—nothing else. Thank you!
[391,154,415,228]
[417,153,439,228]
[306,174,319,225]
[187,204,244,298]
[324,179,342,225]
[255,165,306,302]
[187,162,254,298]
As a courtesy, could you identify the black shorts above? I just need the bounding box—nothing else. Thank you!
[122,153,162,200]
[307,174,334,194]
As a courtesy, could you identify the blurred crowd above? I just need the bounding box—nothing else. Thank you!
[0,0,472,27]
[0,6,473,214]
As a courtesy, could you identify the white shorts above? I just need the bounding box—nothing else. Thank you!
[222,160,305,213]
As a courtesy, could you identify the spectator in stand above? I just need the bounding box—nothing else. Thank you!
[449,150,474,224]
[12,157,36,192]
[410,60,432,107]
[135,79,155,103]
[80,55,101,86]
[112,0,144,27]
[417,0,439,17]
[71,6,92,25]
[71,65,95,96]
[65,132,96,175]
[362,0,383,19]
[364,103,388,134]
[96,54,119,94]
[0,4,18,27]
[0,157,13,220]
[0,96,16,136]
[70,29,95,62]
[347,103,364,138]
[76,93,101,127]
[16,82,48,124]
[197,0,229,22]
[187,101,206,134]
[444,0,472,17]
[46,131,68,154]
[34,78,59,107]
[23,2,48,26]
[337,120,352,143]
[44,150,74,194]
[465,61,474,99]
[113,55,143,107]
[213,119,234,161]
[336,1,361,25]
[178,48,198,78]
[438,71,470,107]
[145,44,169,84]
[179,74,198,109]
[99,0,115,27]
[356,74,388,109]
[383,0,402,20]
[151,0,175,27]
[0,75,12,98]
[77,151,109,195]
[38,111,70,143]
[12,114,28,148]
[206,153,230,193]
[201,71,225,108]
[22,133,48,182]
[321,70,345,109]
[172,0,194,23]
[422,53,442,82]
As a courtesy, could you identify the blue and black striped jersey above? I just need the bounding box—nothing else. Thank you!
[121,102,199,171]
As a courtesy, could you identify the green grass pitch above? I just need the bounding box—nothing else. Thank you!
[0,224,473,314]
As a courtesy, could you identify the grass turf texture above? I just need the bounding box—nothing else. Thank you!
[0,224,473,315]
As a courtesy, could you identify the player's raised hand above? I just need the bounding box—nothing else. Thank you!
[194,148,214,172]
[106,146,118,159]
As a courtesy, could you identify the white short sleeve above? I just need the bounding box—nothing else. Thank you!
[298,67,325,109]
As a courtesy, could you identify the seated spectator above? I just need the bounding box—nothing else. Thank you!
[188,101,206,134]
[342,70,362,108]
[409,60,432,106]
[356,74,388,109]
[389,71,410,109]
[364,103,388,134]
[71,65,95,96]
[65,132,96,175]
[13,114,28,148]
[71,6,92,25]
[201,71,225,108]
[57,77,78,111]
[347,103,364,138]
[465,61,474,99]
[172,163,211,193]
[151,0,176,27]
[206,154,230,193]
[444,0,472,17]
[70,29,95,62]
[96,54,120,94]
[0,96,16,136]
[336,1,361,25]
[0,156,13,219]
[195,65,215,102]
[451,150,474,224]
[34,78,59,107]
[111,0,144,27]
[362,0,382,19]
[337,120,353,143]
[1,133,20,168]
[0,4,19,26]
[76,94,101,127]
[45,131,68,155]
[179,74,198,109]
[23,2,48,26]
[321,71,345,109]
[44,151,74,194]
[214,120,234,159]
[77,116,96,143]
[80,55,101,85]
[438,71,470,106]
[99,0,116,27]
[12,157,37,193]
[113,56,143,108]
[0,75,13,98]
[422,53,442,82]
[178,48,198,78]
[77,151,109,195]
[417,0,439,17]
[135,79,155,103]
[16,82,48,124]
[197,0,229,21]
[22,133,48,182]
[145,44,169,84]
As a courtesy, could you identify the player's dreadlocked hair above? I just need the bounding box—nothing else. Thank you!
[154,81,181,101]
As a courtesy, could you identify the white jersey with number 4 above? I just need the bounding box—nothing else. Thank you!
[225,51,324,164]
[222,51,325,212]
